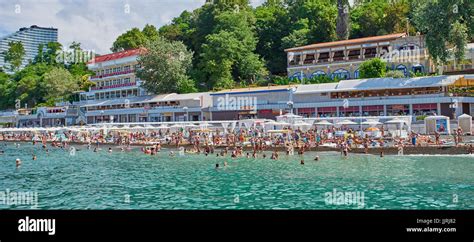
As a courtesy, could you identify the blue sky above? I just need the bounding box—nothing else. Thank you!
[0,0,265,54]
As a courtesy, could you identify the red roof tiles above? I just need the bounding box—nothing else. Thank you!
[88,48,145,64]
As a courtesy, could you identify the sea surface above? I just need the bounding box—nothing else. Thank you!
[0,142,473,209]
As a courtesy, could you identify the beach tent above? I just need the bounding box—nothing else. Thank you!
[458,114,472,135]
[424,116,450,135]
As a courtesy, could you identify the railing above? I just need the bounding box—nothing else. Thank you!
[91,82,137,91]
[90,69,134,80]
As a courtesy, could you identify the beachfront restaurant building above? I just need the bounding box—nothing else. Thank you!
[209,85,296,120]
[208,75,474,121]
[293,75,474,120]
[81,92,212,124]
[15,107,70,127]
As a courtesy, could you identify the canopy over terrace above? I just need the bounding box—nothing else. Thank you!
[301,116,412,132]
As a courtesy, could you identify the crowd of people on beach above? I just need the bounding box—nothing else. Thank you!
[1,125,473,168]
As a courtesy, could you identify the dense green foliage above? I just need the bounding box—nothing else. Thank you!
[137,36,196,94]
[359,58,386,78]
[111,24,159,52]
[0,42,93,109]
[3,41,25,72]
[412,0,473,67]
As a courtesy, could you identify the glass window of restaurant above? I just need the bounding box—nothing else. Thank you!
[413,103,437,116]
[362,105,384,116]
[339,106,360,117]
[317,107,337,117]
[387,104,409,116]
[297,108,315,118]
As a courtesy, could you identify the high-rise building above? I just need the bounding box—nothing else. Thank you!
[0,25,58,71]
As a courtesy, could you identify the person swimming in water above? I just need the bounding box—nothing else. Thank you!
[108,147,113,153]
[16,158,21,168]
[32,155,37,160]
[314,155,320,161]
[300,160,305,165]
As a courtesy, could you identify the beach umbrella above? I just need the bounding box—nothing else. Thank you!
[385,118,405,124]
[157,125,170,129]
[293,121,312,127]
[336,120,357,125]
[273,121,291,126]
[315,120,334,126]
[365,127,380,132]
[361,120,382,126]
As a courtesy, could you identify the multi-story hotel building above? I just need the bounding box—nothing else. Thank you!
[285,33,474,80]
[0,25,58,71]
[79,48,147,102]
[75,48,212,124]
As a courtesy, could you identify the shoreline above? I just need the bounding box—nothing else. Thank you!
[2,140,473,155]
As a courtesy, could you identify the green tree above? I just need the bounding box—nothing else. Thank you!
[0,71,16,109]
[43,42,63,66]
[281,19,310,49]
[142,24,159,42]
[111,28,147,52]
[385,70,405,78]
[42,67,79,103]
[111,24,161,52]
[413,0,471,67]
[199,10,267,89]
[359,58,386,78]
[287,0,337,44]
[137,36,196,94]
[254,0,291,75]
[3,41,25,71]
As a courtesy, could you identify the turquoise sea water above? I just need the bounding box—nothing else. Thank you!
[0,143,473,210]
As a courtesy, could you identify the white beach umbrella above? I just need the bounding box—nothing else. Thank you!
[385,118,406,124]
[273,121,291,126]
[336,120,357,125]
[315,120,334,126]
[157,125,170,129]
[293,121,312,127]
[361,120,382,126]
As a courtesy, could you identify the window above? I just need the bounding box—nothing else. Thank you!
[331,69,350,80]
[396,64,408,77]
[310,70,326,79]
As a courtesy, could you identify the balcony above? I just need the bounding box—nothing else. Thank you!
[90,69,134,80]
[91,82,137,91]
